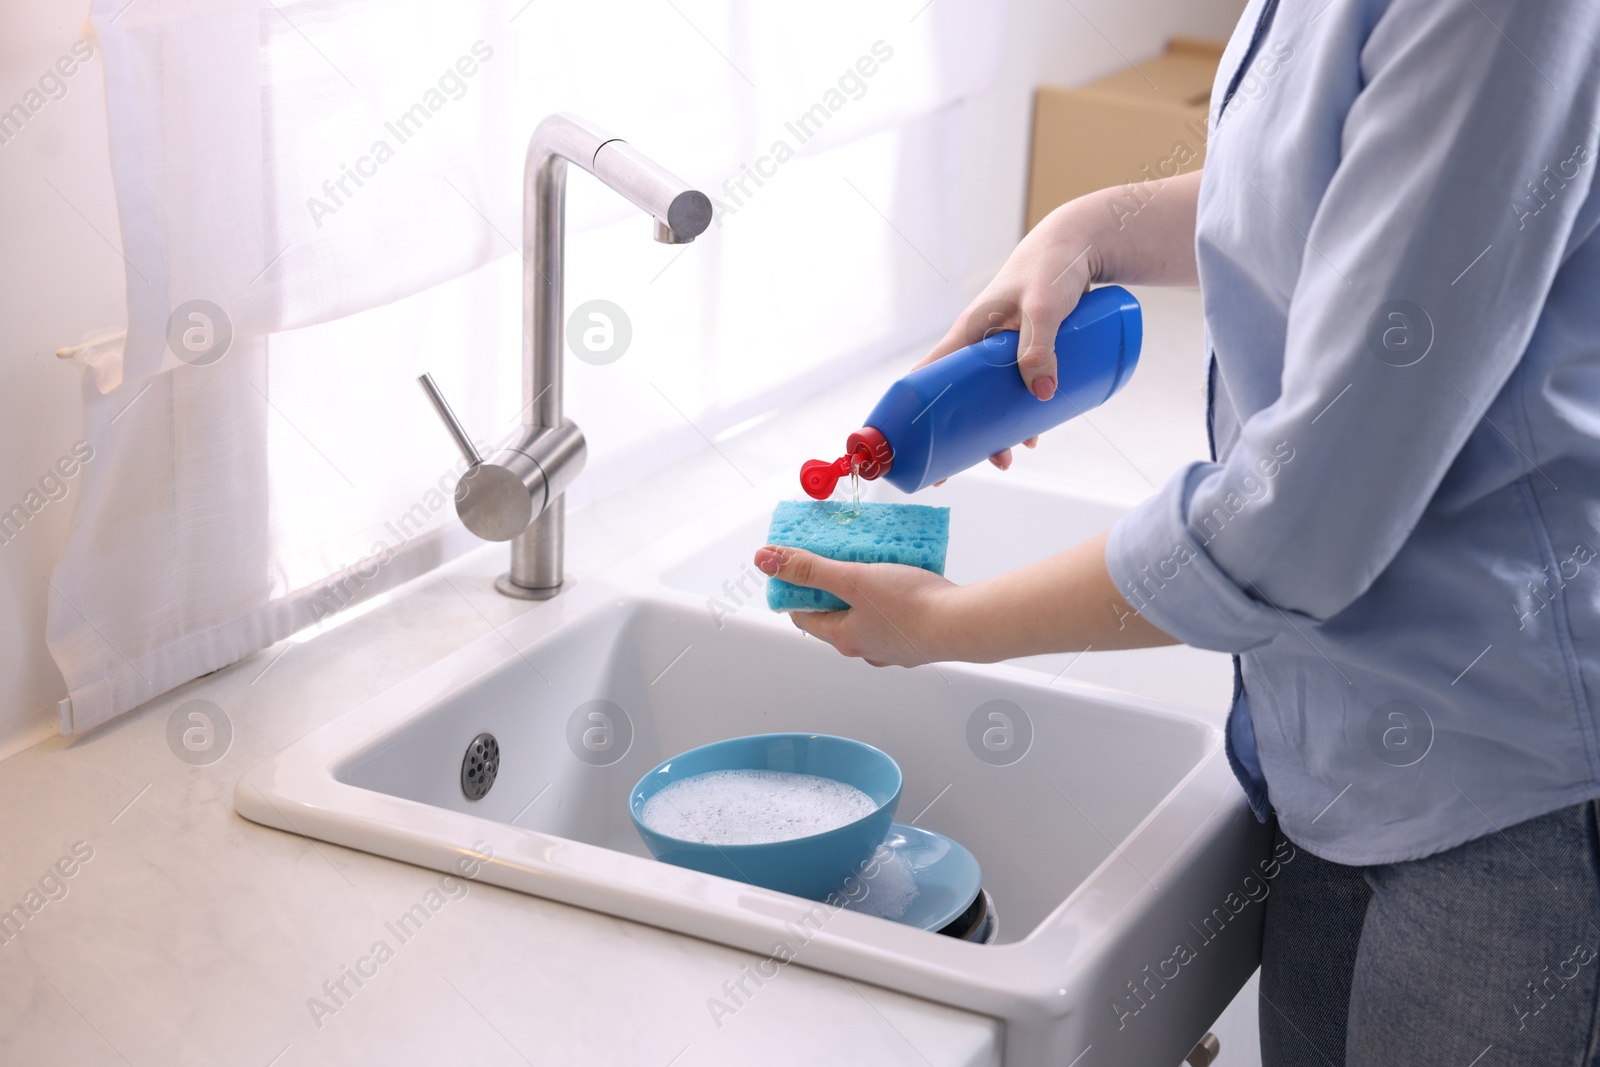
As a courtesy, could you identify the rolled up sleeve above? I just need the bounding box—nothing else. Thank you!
[1107,0,1600,652]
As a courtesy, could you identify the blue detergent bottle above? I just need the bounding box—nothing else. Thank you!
[800,285,1142,498]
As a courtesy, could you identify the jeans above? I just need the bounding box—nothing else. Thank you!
[1260,799,1600,1066]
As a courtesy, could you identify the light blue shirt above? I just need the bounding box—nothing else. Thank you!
[1106,0,1600,864]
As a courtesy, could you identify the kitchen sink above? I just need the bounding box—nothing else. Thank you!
[236,471,1266,1066]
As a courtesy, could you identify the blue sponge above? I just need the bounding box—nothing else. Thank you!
[765,500,951,612]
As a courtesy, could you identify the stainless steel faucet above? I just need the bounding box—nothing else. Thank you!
[420,114,712,599]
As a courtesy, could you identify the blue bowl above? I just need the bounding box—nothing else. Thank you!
[630,733,902,902]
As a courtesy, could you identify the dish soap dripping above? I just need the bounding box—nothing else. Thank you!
[832,462,863,525]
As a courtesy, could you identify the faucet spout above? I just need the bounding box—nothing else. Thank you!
[504,115,709,599]
[521,114,712,434]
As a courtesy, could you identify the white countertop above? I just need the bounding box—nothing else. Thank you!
[0,289,1247,1067]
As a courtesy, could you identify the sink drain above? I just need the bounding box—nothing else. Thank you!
[461,733,499,801]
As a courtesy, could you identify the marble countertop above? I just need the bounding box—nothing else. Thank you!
[0,289,1242,1067]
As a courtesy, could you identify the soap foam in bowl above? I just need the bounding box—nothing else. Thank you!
[629,733,902,902]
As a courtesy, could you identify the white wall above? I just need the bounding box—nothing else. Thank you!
[948,0,1245,293]
[0,0,1244,756]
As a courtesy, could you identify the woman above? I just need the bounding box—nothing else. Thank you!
[756,1,1600,1063]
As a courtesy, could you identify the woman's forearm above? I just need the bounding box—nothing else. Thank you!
[942,533,1178,661]
[1044,168,1203,290]
[756,532,1175,669]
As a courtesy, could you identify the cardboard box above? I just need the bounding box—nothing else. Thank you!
[1024,37,1224,232]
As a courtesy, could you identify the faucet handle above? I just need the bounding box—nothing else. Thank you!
[418,373,483,467]
[415,373,587,545]
[417,372,533,542]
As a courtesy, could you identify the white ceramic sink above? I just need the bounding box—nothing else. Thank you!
[237,470,1266,1066]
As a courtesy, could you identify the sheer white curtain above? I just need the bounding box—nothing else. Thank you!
[50,0,1004,734]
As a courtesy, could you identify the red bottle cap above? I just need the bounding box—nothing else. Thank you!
[799,427,893,500]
